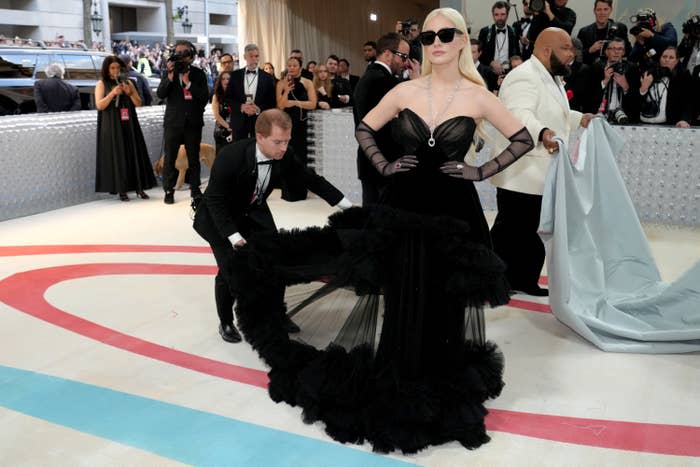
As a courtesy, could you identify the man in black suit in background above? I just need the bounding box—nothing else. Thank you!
[513,0,534,60]
[353,32,419,206]
[157,40,209,204]
[470,39,499,92]
[478,1,521,76]
[527,0,576,43]
[33,63,81,112]
[119,54,153,106]
[576,0,630,65]
[226,43,277,141]
[338,58,360,93]
[193,109,352,343]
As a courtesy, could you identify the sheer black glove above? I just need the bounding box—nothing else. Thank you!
[440,127,534,181]
[356,121,419,176]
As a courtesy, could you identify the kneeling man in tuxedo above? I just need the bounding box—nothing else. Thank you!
[193,109,352,342]
[489,28,594,296]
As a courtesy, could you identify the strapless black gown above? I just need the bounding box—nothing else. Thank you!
[231,109,510,454]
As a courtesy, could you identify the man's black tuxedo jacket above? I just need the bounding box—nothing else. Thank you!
[513,18,533,59]
[156,65,209,127]
[33,77,81,112]
[528,6,577,42]
[225,68,276,136]
[477,25,520,68]
[352,62,400,182]
[193,138,344,243]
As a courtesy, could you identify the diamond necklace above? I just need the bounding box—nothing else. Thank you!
[427,74,462,147]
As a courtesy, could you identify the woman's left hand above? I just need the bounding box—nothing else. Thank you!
[440,160,476,180]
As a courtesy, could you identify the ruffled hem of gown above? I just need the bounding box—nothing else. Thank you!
[230,206,509,454]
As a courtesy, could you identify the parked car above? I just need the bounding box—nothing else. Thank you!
[0,45,160,115]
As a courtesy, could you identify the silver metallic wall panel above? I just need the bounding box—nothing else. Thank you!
[307,110,699,227]
[1,106,215,221]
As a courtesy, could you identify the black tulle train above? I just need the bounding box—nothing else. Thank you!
[230,206,509,454]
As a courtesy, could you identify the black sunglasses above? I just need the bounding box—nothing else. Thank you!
[419,28,464,46]
[391,50,409,61]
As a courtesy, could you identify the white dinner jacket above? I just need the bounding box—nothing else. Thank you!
[489,55,582,196]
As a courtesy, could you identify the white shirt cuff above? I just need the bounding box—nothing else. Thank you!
[229,232,244,245]
[335,197,353,210]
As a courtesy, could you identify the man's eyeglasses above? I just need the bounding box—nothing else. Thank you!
[419,27,464,46]
[391,50,409,61]
[221,60,233,65]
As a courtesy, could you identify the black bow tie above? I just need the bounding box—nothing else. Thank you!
[497,28,506,34]
[246,69,256,74]
[521,18,531,24]
[257,159,273,165]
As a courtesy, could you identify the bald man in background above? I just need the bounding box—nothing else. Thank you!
[489,28,594,296]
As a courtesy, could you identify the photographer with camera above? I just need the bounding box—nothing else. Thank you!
[638,46,693,128]
[395,19,422,63]
[628,8,678,71]
[157,40,209,205]
[478,1,520,76]
[678,15,700,74]
[576,0,630,65]
[527,0,576,44]
[584,37,640,123]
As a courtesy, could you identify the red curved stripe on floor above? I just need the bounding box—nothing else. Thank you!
[0,263,268,389]
[1,246,697,457]
[508,298,552,314]
[486,409,700,457]
[0,245,211,257]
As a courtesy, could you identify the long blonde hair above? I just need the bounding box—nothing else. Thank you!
[421,7,488,151]
[312,65,333,97]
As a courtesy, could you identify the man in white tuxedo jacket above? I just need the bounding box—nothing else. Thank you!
[490,28,594,296]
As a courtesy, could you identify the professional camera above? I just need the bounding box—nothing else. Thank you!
[168,52,191,74]
[682,15,700,38]
[609,108,629,124]
[610,59,630,74]
[529,0,552,14]
[629,11,655,36]
[400,20,412,37]
[648,63,672,80]
[606,24,619,40]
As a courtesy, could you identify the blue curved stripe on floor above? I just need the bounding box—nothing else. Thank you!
[0,365,415,467]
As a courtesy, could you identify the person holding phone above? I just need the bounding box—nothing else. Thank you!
[276,56,317,201]
[225,43,277,141]
[95,56,156,201]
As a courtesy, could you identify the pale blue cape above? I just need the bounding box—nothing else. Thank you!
[539,118,700,353]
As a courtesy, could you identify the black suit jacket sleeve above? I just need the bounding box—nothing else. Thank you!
[279,148,344,205]
[551,7,576,34]
[202,141,251,238]
[33,82,48,112]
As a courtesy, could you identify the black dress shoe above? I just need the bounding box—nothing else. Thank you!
[164,191,175,205]
[219,323,242,343]
[512,285,549,297]
[282,315,300,334]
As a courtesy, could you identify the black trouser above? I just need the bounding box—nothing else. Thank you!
[163,125,202,195]
[490,187,544,290]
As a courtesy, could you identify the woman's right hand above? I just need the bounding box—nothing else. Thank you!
[381,155,418,176]
[640,72,654,94]
[111,85,124,97]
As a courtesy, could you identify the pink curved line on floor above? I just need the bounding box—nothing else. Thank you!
[0,263,269,389]
[0,245,211,257]
[1,247,698,457]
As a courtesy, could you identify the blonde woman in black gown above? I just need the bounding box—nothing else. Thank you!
[232,7,534,454]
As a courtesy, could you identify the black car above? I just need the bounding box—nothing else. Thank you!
[0,46,160,115]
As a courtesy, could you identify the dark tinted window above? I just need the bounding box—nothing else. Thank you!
[0,53,36,78]
[60,54,99,80]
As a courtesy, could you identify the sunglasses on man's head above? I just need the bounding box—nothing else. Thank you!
[419,28,464,46]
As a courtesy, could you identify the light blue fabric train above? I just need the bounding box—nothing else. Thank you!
[539,118,700,353]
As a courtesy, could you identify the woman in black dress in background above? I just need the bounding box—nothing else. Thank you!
[94,56,156,201]
[276,56,317,201]
[211,70,232,154]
